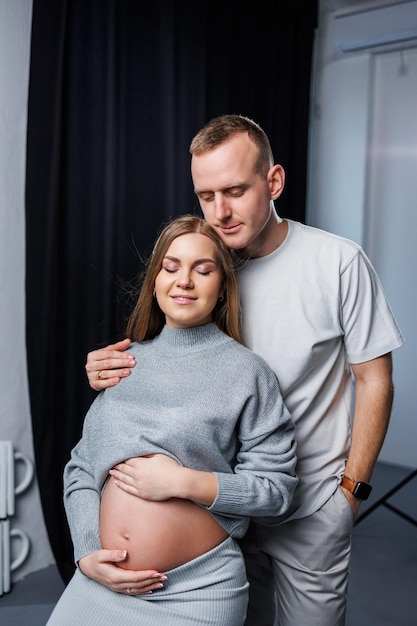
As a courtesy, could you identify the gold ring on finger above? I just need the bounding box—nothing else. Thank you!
[97,370,102,380]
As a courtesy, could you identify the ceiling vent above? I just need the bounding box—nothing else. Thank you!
[334,1,417,53]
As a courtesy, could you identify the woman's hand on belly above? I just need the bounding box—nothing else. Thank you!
[109,454,218,506]
[78,549,167,595]
[109,454,185,501]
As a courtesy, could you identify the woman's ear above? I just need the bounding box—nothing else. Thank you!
[268,164,285,201]
[218,279,226,302]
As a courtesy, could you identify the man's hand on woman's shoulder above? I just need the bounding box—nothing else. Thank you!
[85,338,136,391]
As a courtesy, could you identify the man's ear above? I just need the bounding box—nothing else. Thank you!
[268,164,285,200]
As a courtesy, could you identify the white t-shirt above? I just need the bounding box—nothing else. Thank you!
[238,219,404,521]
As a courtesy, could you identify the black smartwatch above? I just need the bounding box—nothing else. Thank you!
[341,475,372,501]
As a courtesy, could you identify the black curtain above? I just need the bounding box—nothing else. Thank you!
[25,0,318,583]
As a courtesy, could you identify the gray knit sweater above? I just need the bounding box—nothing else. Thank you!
[64,323,297,564]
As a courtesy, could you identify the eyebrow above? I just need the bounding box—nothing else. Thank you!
[163,255,218,265]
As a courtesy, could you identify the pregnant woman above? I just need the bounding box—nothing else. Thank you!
[47,216,297,625]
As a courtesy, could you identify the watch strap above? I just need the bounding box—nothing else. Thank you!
[341,475,372,500]
[341,475,357,492]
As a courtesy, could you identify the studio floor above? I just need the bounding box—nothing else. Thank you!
[1,461,416,626]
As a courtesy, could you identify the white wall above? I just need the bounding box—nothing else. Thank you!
[308,0,417,468]
[365,48,417,467]
[0,0,55,580]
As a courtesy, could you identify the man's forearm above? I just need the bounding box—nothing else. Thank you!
[346,353,394,482]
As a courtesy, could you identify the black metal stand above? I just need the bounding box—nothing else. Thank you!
[356,468,417,527]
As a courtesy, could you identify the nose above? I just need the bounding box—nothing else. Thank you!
[214,194,232,221]
[176,270,193,289]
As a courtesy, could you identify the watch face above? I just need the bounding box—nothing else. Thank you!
[354,482,372,500]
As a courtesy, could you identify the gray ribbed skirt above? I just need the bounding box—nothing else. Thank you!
[47,537,249,625]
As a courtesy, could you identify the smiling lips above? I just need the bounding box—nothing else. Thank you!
[171,295,197,303]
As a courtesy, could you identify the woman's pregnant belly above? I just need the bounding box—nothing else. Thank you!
[100,475,228,571]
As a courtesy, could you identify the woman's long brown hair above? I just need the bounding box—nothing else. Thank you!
[126,215,242,343]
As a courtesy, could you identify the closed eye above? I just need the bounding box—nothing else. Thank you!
[198,186,248,202]
[226,187,246,197]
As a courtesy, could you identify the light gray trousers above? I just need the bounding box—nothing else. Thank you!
[242,487,353,626]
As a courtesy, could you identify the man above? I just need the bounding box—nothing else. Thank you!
[86,115,404,625]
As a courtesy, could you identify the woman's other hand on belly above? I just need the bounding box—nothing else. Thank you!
[78,549,167,595]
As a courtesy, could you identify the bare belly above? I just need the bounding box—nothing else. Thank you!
[100,475,228,572]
